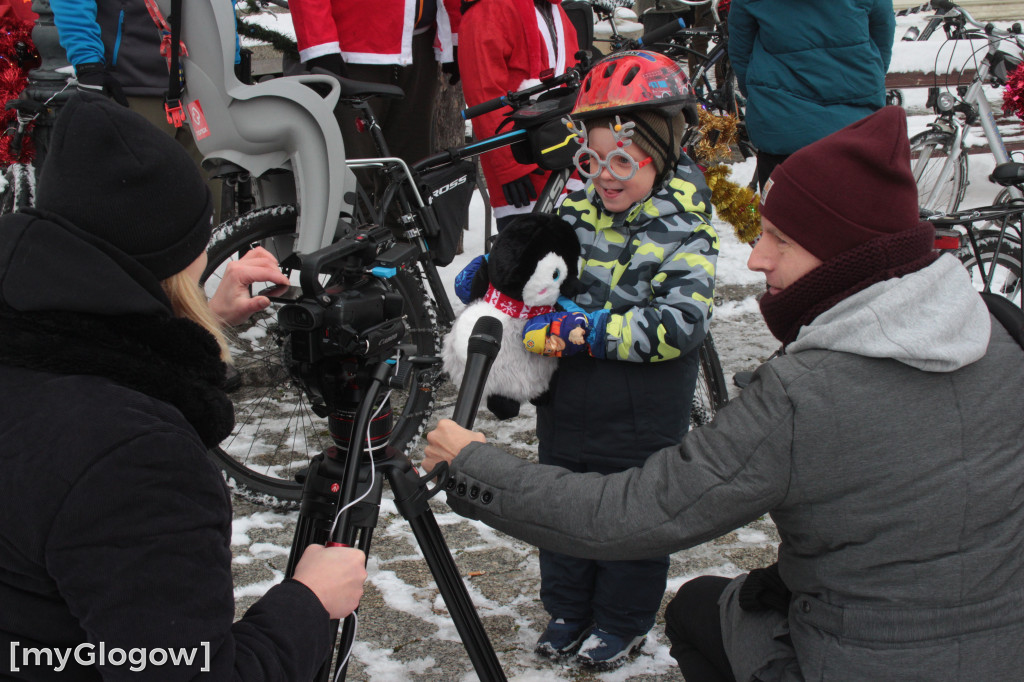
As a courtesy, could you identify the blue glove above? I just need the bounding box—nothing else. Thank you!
[454,254,487,304]
[585,309,610,359]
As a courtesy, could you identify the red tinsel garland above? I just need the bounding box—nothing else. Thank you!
[1004,61,1024,123]
[0,13,39,166]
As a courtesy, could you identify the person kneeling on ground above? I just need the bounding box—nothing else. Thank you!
[0,92,366,680]
[423,106,1024,681]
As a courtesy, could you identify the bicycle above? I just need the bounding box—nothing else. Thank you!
[908,0,1024,213]
[925,161,1023,308]
[185,7,730,508]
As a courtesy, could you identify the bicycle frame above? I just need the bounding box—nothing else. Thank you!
[916,3,1024,204]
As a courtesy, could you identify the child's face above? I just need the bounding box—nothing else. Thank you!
[584,125,657,214]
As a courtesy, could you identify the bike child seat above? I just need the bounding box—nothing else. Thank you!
[152,0,353,254]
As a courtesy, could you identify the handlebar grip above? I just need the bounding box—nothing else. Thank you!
[462,96,509,121]
[637,17,687,47]
[930,0,955,12]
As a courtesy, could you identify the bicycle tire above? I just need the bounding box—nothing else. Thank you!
[958,231,1023,308]
[201,205,442,508]
[0,163,35,215]
[910,129,968,214]
[691,331,728,429]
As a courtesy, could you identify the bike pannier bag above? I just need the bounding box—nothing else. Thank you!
[417,160,477,266]
[508,91,581,171]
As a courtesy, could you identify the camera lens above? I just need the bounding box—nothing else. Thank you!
[278,302,324,331]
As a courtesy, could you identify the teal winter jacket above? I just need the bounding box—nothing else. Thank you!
[728,0,895,155]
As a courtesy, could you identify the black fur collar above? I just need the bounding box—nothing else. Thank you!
[0,309,234,447]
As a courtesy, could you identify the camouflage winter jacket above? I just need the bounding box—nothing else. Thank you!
[556,155,718,362]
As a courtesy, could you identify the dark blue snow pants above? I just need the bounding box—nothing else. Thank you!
[535,350,700,637]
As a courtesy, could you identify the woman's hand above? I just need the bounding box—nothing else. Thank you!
[208,247,290,326]
[423,419,486,473]
[292,544,367,619]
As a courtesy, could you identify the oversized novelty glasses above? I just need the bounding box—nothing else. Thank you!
[565,116,653,181]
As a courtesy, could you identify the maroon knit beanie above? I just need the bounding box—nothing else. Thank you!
[757,107,940,345]
[760,106,920,261]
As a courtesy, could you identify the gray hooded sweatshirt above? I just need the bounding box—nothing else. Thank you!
[445,255,1024,681]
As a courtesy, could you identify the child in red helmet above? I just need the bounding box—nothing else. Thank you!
[521,50,718,670]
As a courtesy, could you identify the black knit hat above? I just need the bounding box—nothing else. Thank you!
[35,92,213,281]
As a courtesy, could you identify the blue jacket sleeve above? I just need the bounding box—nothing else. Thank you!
[868,0,896,73]
[50,0,105,66]
[726,0,755,95]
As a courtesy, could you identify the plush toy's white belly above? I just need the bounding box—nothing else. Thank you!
[441,302,558,403]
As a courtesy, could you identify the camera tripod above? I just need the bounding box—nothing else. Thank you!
[284,357,506,682]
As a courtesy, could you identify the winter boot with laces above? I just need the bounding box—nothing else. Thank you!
[534,617,592,660]
[575,627,646,670]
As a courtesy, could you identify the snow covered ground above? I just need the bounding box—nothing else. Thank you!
[227,5,1022,680]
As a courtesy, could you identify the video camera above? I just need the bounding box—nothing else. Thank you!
[262,225,417,413]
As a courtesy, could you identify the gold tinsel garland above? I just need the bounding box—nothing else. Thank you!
[694,109,761,244]
[703,164,762,245]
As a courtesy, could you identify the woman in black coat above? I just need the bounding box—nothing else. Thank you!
[0,93,365,680]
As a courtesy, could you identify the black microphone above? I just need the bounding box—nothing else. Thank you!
[451,316,503,428]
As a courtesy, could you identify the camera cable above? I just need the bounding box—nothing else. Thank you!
[327,387,393,677]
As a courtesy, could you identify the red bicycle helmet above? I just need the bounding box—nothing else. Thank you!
[572,50,698,126]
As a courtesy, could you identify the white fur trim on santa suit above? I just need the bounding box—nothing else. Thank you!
[294,0,458,66]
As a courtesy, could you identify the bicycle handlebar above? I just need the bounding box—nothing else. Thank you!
[462,68,582,121]
[930,0,1023,46]
[637,18,688,48]
[462,96,511,121]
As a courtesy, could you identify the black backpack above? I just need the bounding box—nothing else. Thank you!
[981,292,1024,349]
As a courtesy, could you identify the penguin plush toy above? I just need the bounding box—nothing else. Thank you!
[442,213,582,419]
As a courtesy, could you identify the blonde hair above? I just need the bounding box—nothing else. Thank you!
[161,271,233,364]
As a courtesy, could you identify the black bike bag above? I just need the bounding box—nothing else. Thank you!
[417,160,477,266]
[507,90,580,171]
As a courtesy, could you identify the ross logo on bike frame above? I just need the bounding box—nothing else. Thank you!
[431,175,469,201]
[187,101,211,141]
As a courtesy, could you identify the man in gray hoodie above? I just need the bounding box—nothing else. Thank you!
[423,106,1024,680]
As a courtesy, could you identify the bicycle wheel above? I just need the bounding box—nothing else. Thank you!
[910,130,967,214]
[201,205,442,508]
[958,231,1023,307]
[690,331,728,429]
[0,163,35,215]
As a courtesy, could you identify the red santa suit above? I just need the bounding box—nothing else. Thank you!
[290,0,460,66]
[289,0,462,167]
[459,0,579,220]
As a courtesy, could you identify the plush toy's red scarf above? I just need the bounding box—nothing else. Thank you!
[483,284,555,320]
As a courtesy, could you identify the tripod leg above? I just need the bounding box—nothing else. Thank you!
[285,447,384,682]
[382,457,508,682]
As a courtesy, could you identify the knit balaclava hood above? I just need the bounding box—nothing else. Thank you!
[587,110,686,180]
[35,92,214,281]
[757,106,937,344]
